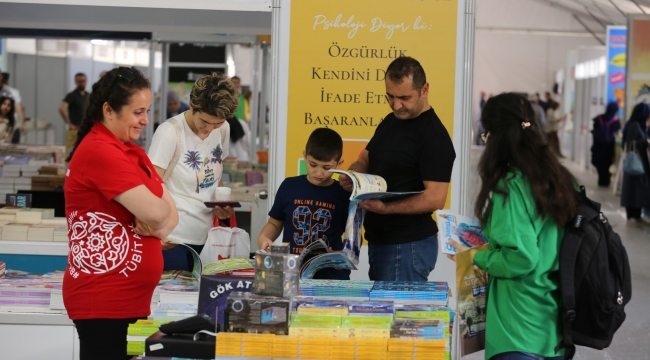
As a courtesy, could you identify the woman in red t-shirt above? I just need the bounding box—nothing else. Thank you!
[63,67,179,360]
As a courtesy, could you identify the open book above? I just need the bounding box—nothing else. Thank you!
[298,239,358,279]
[436,210,488,255]
[167,241,203,279]
[330,170,423,267]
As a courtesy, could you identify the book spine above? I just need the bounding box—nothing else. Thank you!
[127,326,160,336]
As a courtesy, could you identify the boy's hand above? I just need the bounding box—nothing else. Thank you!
[258,238,273,251]
[339,173,354,192]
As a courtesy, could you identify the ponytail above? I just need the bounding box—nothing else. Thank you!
[66,67,150,162]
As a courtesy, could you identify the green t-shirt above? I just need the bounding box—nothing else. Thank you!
[473,171,564,359]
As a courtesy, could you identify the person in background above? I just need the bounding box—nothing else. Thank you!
[529,94,546,131]
[340,56,456,281]
[450,93,575,360]
[546,100,563,157]
[231,75,246,121]
[148,72,238,271]
[166,90,189,119]
[1,72,26,140]
[257,128,351,280]
[620,102,650,222]
[0,95,16,143]
[59,73,89,130]
[591,102,621,187]
[63,67,179,360]
[226,116,251,162]
[243,89,252,121]
[474,91,487,145]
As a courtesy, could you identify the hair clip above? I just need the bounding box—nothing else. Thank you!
[521,122,531,129]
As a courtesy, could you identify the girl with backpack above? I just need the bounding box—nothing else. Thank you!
[620,102,650,221]
[450,93,577,360]
[591,102,621,187]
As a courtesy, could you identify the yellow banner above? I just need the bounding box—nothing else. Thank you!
[286,0,459,176]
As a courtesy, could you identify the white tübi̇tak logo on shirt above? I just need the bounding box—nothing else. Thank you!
[67,211,144,279]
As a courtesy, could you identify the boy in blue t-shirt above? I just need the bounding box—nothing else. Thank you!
[257,128,351,280]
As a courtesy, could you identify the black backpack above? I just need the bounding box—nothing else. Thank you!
[556,186,632,359]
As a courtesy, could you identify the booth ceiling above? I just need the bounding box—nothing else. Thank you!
[0,2,272,42]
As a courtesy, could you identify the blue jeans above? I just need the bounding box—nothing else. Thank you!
[491,352,565,360]
[367,235,438,281]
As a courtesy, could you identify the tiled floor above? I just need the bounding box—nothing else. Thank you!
[465,152,650,359]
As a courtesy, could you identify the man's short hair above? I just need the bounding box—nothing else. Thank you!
[231,76,241,81]
[75,73,86,80]
[386,57,427,91]
[1,72,9,85]
[305,128,343,162]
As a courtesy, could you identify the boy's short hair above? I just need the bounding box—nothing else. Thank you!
[305,128,343,162]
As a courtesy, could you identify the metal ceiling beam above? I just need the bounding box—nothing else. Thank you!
[591,0,616,23]
[528,0,613,24]
[630,0,648,14]
[608,0,630,18]
[585,6,609,27]
[573,14,606,45]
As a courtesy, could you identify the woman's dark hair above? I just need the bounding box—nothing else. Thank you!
[475,92,576,227]
[0,95,16,130]
[67,67,150,162]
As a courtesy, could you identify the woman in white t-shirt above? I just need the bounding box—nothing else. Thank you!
[148,73,239,271]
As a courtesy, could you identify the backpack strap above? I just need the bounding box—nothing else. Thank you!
[161,117,183,182]
[556,226,581,359]
[555,186,590,360]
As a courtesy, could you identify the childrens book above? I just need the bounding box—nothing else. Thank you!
[436,210,488,255]
[298,239,357,279]
[329,170,423,267]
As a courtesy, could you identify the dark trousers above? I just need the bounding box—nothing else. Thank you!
[162,243,204,271]
[596,166,611,187]
[626,207,642,220]
[73,317,143,360]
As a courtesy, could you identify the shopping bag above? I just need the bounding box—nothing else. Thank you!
[456,244,488,357]
[200,215,250,263]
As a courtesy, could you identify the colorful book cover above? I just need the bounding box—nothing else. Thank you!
[437,210,488,255]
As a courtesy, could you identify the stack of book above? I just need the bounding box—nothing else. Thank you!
[53,226,68,242]
[127,319,169,356]
[299,280,374,298]
[149,302,197,322]
[1,224,30,241]
[395,305,455,360]
[158,277,199,306]
[0,279,61,312]
[216,333,275,358]
[27,225,57,241]
[41,218,67,226]
[370,282,449,305]
[387,338,447,360]
[16,209,54,225]
[202,257,254,276]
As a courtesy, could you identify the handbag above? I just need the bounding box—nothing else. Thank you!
[200,214,250,263]
[623,122,646,176]
[623,140,644,176]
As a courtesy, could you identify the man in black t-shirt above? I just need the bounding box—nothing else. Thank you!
[58,73,89,130]
[340,57,456,281]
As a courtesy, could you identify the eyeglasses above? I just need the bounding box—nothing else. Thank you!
[480,132,489,143]
[109,66,143,89]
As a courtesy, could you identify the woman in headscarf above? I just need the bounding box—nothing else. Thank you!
[591,102,621,187]
[621,102,650,221]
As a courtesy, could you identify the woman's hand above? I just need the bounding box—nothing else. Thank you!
[446,240,470,262]
[214,205,235,220]
[134,218,154,237]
